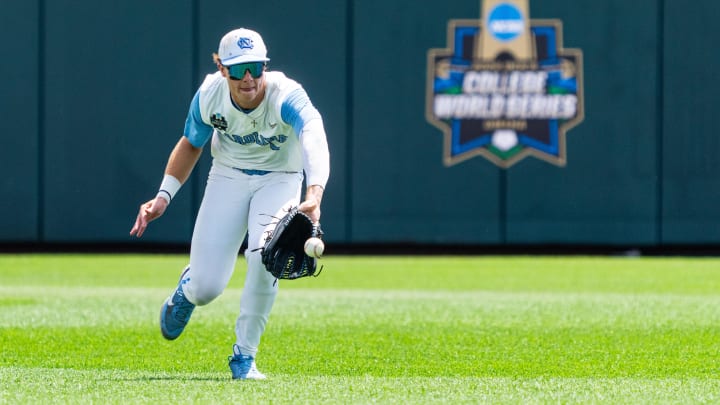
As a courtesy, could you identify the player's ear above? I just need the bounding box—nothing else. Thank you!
[212,53,224,72]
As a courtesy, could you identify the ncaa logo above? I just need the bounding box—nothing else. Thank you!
[487,3,524,42]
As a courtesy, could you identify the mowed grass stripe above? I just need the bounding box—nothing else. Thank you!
[2,368,719,403]
[2,287,720,329]
[1,254,720,293]
[1,254,720,403]
[2,290,718,377]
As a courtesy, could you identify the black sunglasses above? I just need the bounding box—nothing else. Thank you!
[225,62,265,80]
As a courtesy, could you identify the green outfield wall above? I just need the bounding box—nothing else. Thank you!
[2,0,719,247]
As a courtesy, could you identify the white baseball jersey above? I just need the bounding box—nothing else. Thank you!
[184,71,327,185]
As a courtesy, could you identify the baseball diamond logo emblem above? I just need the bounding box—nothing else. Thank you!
[210,113,228,131]
[426,0,584,168]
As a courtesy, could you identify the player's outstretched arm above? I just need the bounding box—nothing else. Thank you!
[130,136,203,238]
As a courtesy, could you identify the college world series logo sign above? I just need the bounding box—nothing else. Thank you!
[426,0,584,168]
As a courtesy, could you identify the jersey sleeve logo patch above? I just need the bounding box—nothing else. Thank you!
[210,113,228,131]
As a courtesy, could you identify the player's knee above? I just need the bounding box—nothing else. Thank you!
[187,281,225,306]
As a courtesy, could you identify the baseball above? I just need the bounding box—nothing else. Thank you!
[304,237,324,258]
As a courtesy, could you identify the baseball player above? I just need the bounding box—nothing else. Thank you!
[129,27,330,380]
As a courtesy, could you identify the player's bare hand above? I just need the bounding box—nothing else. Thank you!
[299,185,324,224]
[298,198,321,224]
[130,197,169,238]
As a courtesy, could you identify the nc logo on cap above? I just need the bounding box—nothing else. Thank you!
[237,37,254,49]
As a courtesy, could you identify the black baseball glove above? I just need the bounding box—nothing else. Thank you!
[259,207,323,280]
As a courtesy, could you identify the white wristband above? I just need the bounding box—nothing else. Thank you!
[156,174,182,203]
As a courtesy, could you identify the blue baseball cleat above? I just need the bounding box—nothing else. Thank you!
[160,267,195,340]
[228,344,267,380]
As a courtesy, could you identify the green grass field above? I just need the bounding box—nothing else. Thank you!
[1,254,719,404]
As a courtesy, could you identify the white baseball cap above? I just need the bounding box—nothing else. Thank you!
[218,28,270,65]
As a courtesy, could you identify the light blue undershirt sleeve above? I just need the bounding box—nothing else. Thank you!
[183,90,213,148]
[280,88,322,137]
